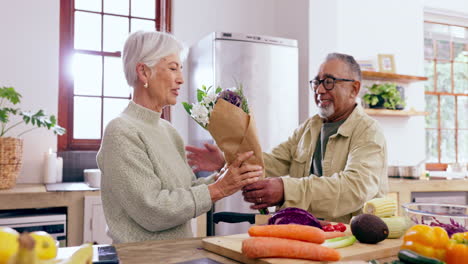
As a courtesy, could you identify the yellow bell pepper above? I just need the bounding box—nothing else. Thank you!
[446,232,468,264]
[401,224,449,261]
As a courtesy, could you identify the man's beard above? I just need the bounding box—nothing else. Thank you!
[318,103,335,118]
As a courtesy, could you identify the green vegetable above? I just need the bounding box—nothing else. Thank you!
[321,235,357,249]
[368,260,380,264]
[398,249,445,264]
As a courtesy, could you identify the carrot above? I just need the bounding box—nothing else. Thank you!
[242,237,341,261]
[248,224,325,243]
[324,231,347,239]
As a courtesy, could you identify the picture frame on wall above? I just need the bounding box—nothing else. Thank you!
[378,54,396,73]
[357,60,377,71]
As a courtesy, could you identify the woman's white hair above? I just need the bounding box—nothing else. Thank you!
[122,30,185,87]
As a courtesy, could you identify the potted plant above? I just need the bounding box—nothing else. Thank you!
[0,86,66,189]
[362,83,405,110]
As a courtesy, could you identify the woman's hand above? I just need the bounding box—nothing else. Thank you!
[208,151,263,202]
[186,143,225,173]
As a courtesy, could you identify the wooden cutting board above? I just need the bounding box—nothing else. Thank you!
[202,234,402,264]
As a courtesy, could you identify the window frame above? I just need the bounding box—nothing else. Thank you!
[58,0,172,151]
[424,20,468,170]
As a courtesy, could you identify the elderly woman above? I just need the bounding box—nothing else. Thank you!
[97,31,262,243]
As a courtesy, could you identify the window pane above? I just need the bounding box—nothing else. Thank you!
[74,97,102,139]
[424,39,434,59]
[75,0,101,12]
[103,15,129,52]
[425,23,449,39]
[454,62,468,94]
[426,129,438,163]
[425,94,438,128]
[424,60,434,92]
[72,54,102,96]
[103,0,129,15]
[453,42,467,62]
[74,11,101,51]
[441,95,455,128]
[458,130,468,163]
[459,96,468,129]
[104,57,131,97]
[436,40,450,60]
[103,98,129,130]
[131,18,155,32]
[436,62,451,93]
[441,129,456,163]
[131,0,155,19]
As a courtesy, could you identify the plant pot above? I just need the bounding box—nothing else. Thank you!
[369,96,386,109]
[395,85,405,110]
[0,137,23,189]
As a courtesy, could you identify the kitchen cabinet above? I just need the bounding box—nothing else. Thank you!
[388,179,468,216]
[83,196,112,244]
[361,71,428,116]
[0,184,99,246]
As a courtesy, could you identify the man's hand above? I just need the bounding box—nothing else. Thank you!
[242,177,285,210]
[185,143,225,173]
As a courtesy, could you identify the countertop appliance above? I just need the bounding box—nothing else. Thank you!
[188,32,299,236]
[0,209,67,246]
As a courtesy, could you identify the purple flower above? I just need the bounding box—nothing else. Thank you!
[217,89,242,108]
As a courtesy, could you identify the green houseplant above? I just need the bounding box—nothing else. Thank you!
[362,83,405,110]
[0,86,66,189]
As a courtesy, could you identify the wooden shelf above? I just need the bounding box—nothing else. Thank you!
[362,71,428,83]
[365,108,428,116]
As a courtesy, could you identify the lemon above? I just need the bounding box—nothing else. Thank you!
[30,231,58,260]
[0,226,19,264]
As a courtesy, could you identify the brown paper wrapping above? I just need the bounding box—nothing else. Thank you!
[207,99,264,174]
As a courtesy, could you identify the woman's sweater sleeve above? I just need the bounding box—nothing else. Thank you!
[98,130,213,232]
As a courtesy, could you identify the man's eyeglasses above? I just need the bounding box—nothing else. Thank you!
[309,76,355,91]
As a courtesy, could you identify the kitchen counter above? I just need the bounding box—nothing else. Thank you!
[114,237,398,263]
[0,183,100,246]
[388,178,468,215]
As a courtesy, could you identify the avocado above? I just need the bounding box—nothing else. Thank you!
[351,213,389,244]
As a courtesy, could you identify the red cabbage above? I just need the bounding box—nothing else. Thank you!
[268,207,322,229]
[423,217,467,237]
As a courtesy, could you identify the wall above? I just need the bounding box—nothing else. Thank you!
[0,0,60,183]
[308,0,427,166]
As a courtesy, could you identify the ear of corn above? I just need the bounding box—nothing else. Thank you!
[380,216,409,238]
[363,197,397,217]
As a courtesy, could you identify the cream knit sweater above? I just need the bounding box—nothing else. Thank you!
[97,101,214,243]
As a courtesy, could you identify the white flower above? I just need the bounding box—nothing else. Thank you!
[191,103,210,127]
[202,92,217,106]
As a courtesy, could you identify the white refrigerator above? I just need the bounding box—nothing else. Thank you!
[188,32,299,235]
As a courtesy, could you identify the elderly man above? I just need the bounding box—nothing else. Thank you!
[186,53,388,223]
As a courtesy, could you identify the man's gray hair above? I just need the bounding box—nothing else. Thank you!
[122,30,185,87]
[325,53,362,81]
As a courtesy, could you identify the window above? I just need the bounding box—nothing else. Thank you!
[424,21,468,169]
[58,0,171,150]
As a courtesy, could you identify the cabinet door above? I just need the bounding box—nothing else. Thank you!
[84,196,112,244]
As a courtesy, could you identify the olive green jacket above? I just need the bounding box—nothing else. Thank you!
[264,104,388,223]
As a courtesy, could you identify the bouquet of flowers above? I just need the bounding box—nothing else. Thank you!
[182,84,264,177]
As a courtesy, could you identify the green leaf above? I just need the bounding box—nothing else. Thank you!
[197,89,206,102]
[215,87,222,94]
[0,109,8,123]
[53,126,66,135]
[0,86,22,105]
[182,102,193,115]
